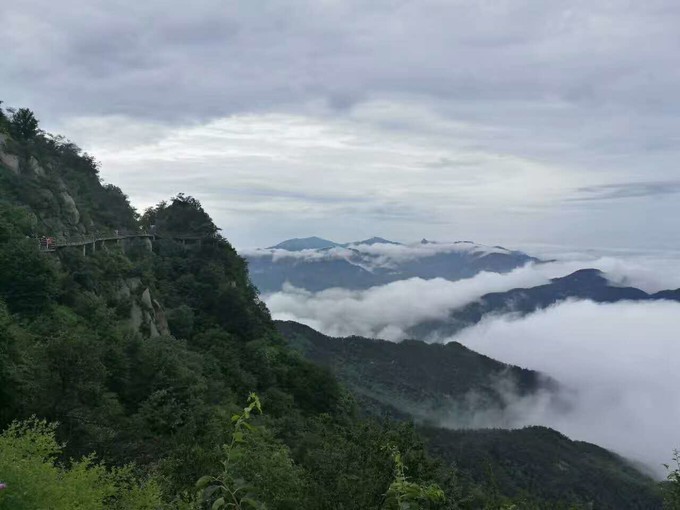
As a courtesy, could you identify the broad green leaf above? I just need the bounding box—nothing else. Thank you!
[196,475,212,488]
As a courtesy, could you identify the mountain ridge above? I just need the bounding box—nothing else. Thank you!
[275,319,552,421]
[247,238,538,292]
[267,236,340,251]
[408,267,680,340]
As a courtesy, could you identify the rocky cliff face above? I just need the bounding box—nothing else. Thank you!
[115,277,168,338]
[0,134,20,174]
[0,126,171,338]
[0,134,83,235]
[0,130,136,238]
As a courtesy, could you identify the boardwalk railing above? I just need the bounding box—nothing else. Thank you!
[38,231,154,252]
[38,231,214,252]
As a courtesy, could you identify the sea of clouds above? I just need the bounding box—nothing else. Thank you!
[265,251,680,340]
[451,300,680,477]
[245,240,516,268]
[263,246,680,476]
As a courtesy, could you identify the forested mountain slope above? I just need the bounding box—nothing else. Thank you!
[276,320,551,423]
[422,426,661,510]
[276,320,663,509]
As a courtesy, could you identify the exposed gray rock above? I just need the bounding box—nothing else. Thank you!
[28,157,46,177]
[148,316,160,337]
[116,281,131,299]
[59,191,80,225]
[54,176,69,192]
[126,277,142,292]
[141,288,153,309]
[152,298,171,336]
[129,302,143,331]
[0,139,20,174]
[142,310,160,337]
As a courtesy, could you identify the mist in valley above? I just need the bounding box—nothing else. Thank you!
[265,248,680,476]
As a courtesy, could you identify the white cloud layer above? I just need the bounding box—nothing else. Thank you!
[245,240,519,267]
[265,252,680,340]
[450,300,680,477]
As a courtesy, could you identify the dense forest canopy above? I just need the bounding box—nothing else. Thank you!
[141,194,221,238]
[0,102,677,509]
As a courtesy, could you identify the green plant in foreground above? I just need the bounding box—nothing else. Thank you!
[663,450,680,509]
[0,418,161,510]
[196,393,266,510]
[383,445,445,510]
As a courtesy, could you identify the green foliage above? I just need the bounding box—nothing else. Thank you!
[0,203,38,241]
[150,234,271,340]
[663,450,680,509]
[0,204,56,313]
[142,194,219,237]
[8,108,40,141]
[0,300,20,423]
[422,426,661,509]
[383,446,446,510]
[0,238,59,314]
[167,304,195,339]
[0,418,161,510]
[276,320,542,421]
[196,393,304,510]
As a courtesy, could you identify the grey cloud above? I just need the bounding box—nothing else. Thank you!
[207,186,371,205]
[571,180,680,201]
[361,203,445,223]
[423,157,483,169]
[3,1,680,127]
[6,1,680,248]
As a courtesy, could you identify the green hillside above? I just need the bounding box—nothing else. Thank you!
[276,320,550,423]
[276,320,664,509]
[422,426,661,509]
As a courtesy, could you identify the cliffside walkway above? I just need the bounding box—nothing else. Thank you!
[39,231,209,254]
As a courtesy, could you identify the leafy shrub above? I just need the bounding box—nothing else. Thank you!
[664,450,680,509]
[0,418,161,510]
[196,393,305,509]
[383,445,445,509]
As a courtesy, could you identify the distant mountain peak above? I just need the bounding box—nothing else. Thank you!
[550,268,607,285]
[349,237,401,246]
[267,236,339,251]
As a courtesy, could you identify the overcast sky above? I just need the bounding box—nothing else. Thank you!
[3,0,680,249]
